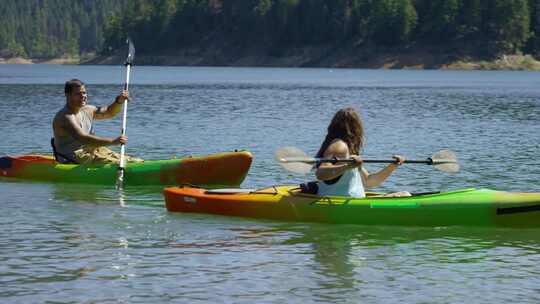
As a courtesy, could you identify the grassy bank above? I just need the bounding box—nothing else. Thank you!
[0,57,80,64]
[0,52,97,65]
[444,55,540,70]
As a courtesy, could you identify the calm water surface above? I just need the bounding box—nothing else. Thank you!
[1,65,539,303]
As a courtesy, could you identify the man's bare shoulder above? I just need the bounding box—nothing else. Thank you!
[53,107,69,124]
[53,107,78,129]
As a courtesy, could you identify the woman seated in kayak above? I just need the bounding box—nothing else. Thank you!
[52,79,143,164]
[315,107,410,197]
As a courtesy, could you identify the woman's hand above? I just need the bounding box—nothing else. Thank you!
[392,154,406,166]
[350,155,363,167]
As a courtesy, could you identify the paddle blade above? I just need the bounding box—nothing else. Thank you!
[431,149,459,173]
[125,38,135,65]
[274,146,314,174]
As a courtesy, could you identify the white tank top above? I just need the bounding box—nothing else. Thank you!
[317,167,366,198]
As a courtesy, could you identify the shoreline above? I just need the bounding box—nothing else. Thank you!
[2,53,540,71]
[0,57,80,65]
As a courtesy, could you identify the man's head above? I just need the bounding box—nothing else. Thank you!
[64,79,87,107]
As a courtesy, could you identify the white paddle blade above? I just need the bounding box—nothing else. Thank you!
[126,38,135,64]
[431,149,460,173]
[280,161,314,175]
[274,146,309,161]
[274,146,315,174]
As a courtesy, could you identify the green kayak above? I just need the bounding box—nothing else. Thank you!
[164,185,540,228]
[0,151,252,187]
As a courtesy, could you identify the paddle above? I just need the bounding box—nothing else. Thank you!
[275,146,459,174]
[116,38,135,189]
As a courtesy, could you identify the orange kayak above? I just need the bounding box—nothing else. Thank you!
[0,150,252,187]
[163,185,540,228]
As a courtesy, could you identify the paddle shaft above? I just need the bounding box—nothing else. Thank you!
[310,158,435,165]
[276,147,459,174]
[117,61,131,188]
[118,63,130,170]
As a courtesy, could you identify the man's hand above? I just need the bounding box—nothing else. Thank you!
[113,135,128,145]
[115,90,130,104]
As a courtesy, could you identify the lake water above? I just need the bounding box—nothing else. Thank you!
[1,64,539,303]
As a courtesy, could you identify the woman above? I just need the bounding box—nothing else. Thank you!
[315,107,410,198]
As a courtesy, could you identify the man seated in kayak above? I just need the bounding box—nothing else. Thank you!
[52,79,143,164]
[315,107,410,197]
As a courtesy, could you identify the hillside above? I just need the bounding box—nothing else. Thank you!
[0,0,125,60]
[3,0,540,70]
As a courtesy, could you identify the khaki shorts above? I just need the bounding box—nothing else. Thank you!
[74,146,144,165]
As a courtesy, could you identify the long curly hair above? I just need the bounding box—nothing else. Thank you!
[316,107,364,157]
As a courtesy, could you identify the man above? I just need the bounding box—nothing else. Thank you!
[52,79,143,164]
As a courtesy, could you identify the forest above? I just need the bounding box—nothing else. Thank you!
[100,0,540,60]
[0,0,125,58]
[2,0,540,63]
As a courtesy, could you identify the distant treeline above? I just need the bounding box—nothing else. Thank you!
[0,0,125,58]
[102,0,540,58]
[3,0,540,60]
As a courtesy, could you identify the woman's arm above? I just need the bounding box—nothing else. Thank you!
[361,155,404,188]
[315,140,362,181]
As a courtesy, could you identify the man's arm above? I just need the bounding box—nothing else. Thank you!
[61,113,124,146]
[94,90,129,120]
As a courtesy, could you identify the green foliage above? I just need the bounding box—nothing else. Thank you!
[8,41,27,58]
[526,0,540,54]
[371,0,417,45]
[104,0,540,56]
[416,0,460,41]
[458,0,482,39]
[484,0,530,55]
[4,0,540,59]
[0,0,125,58]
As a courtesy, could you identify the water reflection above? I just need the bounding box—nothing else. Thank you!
[279,223,540,251]
[49,183,164,208]
[226,223,540,276]
[161,221,537,302]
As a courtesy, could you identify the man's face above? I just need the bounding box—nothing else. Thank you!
[68,85,87,107]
